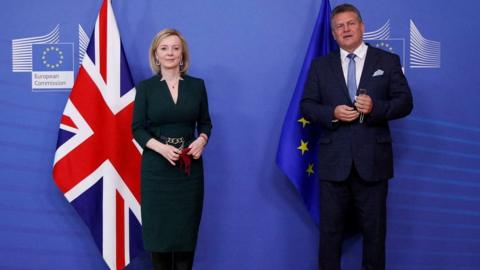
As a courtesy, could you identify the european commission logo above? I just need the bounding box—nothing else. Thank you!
[11,24,90,92]
[364,19,441,69]
[32,44,73,89]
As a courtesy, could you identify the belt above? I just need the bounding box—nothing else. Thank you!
[158,135,192,175]
[159,136,186,149]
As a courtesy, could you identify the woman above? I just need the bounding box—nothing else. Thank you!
[132,28,212,270]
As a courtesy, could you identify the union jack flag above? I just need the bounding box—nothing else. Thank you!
[52,0,143,269]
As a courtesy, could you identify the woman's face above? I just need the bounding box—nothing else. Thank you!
[155,35,183,70]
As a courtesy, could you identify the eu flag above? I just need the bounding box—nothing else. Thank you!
[276,0,337,224]
[32,44,73,71]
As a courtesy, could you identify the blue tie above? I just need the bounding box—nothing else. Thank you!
[347,53,357,102]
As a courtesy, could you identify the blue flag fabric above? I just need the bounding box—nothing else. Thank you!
[276,0,337,224]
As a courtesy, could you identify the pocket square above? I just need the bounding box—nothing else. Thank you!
[373,69,384,77]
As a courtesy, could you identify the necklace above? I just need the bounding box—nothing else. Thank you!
[161,76,179,90]
[167,80,178,89]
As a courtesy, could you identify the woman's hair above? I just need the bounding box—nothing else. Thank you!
[149,28,190,75]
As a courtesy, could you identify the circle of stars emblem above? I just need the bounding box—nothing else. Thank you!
[42,46,64,69]
[375,42,394,53]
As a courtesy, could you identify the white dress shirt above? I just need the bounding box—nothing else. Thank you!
[340,42,368,89]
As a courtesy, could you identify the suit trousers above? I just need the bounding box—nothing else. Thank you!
[319,166,388,270]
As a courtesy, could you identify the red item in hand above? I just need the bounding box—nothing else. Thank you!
[179,148,192,175]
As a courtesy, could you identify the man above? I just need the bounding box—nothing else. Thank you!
[301,3,413,270]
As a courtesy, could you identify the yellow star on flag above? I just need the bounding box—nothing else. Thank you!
[306,164,314,176]
[297,140,309,155]
[298,117,310,128]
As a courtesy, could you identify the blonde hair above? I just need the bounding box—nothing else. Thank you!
[149,28,190,75]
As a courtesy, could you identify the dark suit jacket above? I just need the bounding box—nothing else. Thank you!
[301,46,413,182]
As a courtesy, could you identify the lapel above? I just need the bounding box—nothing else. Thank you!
[328,51,352,102]
[178,75,187,105]
[358,46,381,91]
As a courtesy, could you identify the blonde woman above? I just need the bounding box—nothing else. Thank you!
[132,28,212,270]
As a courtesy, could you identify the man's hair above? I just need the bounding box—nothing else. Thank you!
[331,3,363,23]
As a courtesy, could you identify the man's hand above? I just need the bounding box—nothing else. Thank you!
[355,94,373,114]
[334,105,360,122]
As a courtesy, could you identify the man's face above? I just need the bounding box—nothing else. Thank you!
[331,11,365,52]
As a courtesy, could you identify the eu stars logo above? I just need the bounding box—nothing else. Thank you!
[41,46,64,69]
[32,44,74,90]
[370,39,405,67]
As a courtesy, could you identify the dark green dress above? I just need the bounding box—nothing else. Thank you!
[131,74,212,252]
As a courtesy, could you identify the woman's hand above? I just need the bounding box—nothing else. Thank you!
[146,139,181,165]
[187,136,207,159]
[157,144,181,165]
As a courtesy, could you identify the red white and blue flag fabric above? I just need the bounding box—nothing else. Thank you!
[52,0,143,269]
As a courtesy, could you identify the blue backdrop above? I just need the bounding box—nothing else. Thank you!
[1,0,479,269]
